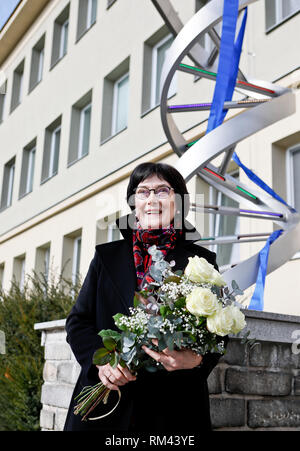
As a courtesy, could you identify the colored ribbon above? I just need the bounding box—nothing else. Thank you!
[204,1,285,310]
[206,1,247,133]
[232,152,296,212]
[248,229,283,311]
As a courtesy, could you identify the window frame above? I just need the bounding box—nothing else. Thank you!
[150,33,176,109]
[112,72,129,136]
[209,170,240,269]
[0,80,7,123]
[72,235,82,284]
[286,144,300,259]
[265,0,300,32]
[49,125,61,178]
[59,18,69,60]
[1,158,15,210]
[78,102,92,159]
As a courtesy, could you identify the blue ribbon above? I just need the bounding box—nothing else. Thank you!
[248,229,283,311]
[232,152,297,212]
[206,1,247,133]
[204,1,285,310]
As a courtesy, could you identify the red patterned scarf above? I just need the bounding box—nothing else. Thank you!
[133,222,182,290]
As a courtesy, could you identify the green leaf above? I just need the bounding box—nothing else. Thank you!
[133,294,140,308]
[113,314,128,331]
[99,329,121,341]
[102,336,117,351]
[174,297,186,309]
[160,305,168,317]
[109,352,120,368]
[92,347,111,365]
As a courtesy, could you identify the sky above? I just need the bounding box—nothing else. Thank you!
[0,0,21,30]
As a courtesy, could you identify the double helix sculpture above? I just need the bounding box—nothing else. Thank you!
[152,0,300,309]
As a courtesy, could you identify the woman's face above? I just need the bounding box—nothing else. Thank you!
[134,175,176,229]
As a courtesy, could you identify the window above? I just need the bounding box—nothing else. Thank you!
[265,0,300,31]
[101,57,130,142]
[10,60,24,112]
[72,236,82,284]
[51,4,69,67]
[29,35,45,91]
[142,29,176,114]
[41,116,61,182]
[0,157,15,210]
[19,141,36,198]
[78,103,92,158]
[77,0,97,40]
[151,35,176,108]
[0,263,4,289]
[287,146,300,257]
[107,221,120,242]
[62,229,82,283]
[68,90,92,165]
[112,73,129,135]
[210,172,240,268]
[0,80,7,123]
[35,244,51,282]
[13,255,26,291]
[96,213,120,244]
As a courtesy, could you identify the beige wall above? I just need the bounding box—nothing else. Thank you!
[0,0,300,315]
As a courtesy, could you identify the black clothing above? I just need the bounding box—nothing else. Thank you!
[63,216,225,431]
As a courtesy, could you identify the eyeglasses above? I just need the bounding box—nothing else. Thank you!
[135,185,174,200]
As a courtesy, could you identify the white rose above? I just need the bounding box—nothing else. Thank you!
[227,304,246,334]
[186,287,220,317]
[206,306,234,336]
[184,256,225,287]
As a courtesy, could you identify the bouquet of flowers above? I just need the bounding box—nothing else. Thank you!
[74,246,247,421]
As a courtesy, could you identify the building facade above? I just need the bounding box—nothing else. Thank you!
[0,0,300,315]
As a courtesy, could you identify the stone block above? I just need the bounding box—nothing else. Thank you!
[294,375,300,395]
[248,399,300,428]
[41,383,74,409]
[207,366,222,394]
[249,341,300,369]
[45,342,71,360]
[55,408,68,431]
[210,398,245,428]
[43,361,58,382]
[40,408,54,430]
[222,339,247,366]
[225,367,292,396]
[57,361,79,384]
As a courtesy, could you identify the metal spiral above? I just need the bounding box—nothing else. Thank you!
[152,0,300,296]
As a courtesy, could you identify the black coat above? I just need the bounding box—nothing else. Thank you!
[63,218,224,432]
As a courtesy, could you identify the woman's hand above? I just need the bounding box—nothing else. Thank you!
[97,363,137,391]
[142,340,203,371]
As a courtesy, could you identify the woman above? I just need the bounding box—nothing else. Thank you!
[64,162,225,432]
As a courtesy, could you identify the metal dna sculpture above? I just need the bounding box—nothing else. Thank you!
[152,0,300,299]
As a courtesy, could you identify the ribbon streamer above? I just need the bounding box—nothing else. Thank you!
[206,0,247,134]
[248,229,283,311]
[232,152,296,212]
[204,0,285,310]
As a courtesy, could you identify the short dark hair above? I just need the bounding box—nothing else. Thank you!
[126,162,190,218]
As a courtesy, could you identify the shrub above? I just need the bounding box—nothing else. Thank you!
[0,272,80,431]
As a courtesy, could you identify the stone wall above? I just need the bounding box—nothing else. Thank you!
[34,310,300,431]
